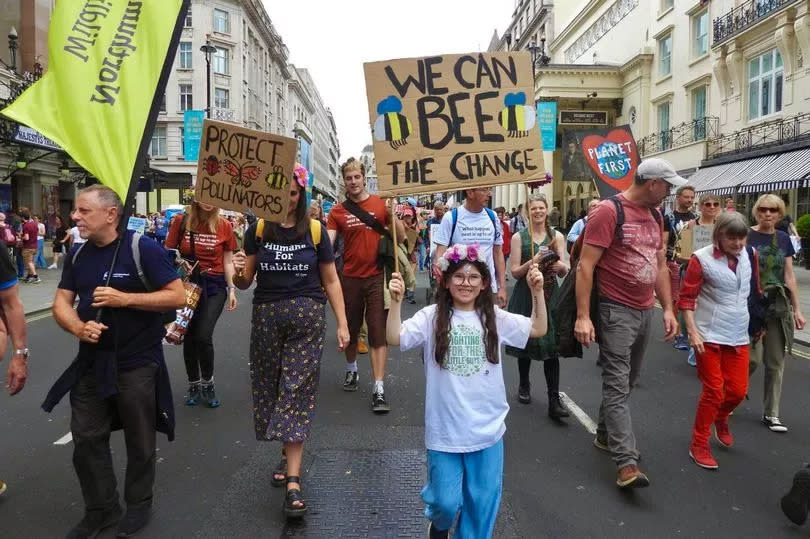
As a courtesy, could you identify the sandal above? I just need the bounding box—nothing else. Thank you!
[271,456,287,487]
[284,476,307,518]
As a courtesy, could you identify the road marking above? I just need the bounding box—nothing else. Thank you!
[26,311,53,323]
[793,347,810,360]
[54,432,73,445]
[559,392,597,435]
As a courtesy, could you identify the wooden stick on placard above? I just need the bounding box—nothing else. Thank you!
[391,200,399,275]
[526,183,535,260]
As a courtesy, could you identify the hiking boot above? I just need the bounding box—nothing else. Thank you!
[371,390,391,414]
[714,419,733,448]
[116,503,151,537]
[343,371,358,392]
[781,465,810,526]
[517,382,531,404]
[184,383,201,406]
[593,434,609,452]
[616,464,650,489]
[357,339,369,354]
[763,416,788,433]
[66,504,123,539]
[548,392,570,419]
[689,445,719,470]
[200,382,220,408]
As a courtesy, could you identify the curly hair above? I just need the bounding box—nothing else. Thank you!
[433,260,499,368]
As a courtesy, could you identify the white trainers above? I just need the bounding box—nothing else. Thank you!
[763,416,788,433]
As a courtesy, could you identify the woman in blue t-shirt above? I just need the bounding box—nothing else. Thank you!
[747,194,806,433]
[232,164,349,519]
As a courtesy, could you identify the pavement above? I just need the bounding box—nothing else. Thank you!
[2,272,810,537]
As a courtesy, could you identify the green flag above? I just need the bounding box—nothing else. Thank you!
[1,0,185,202]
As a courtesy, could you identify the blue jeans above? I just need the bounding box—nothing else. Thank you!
[14,248,23,278]
[417,242,427,270]
[35,238,47,268]
[421,438,504,538]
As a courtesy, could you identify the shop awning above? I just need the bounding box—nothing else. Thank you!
[694,155,778,195]
[684,164,731,192]
[738,148,810,193]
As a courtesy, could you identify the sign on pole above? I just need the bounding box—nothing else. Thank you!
[363,52,546,197]
[577,125,640,198]
[194,119,296,223]
[183,110,205,161]
[537,101,557,151]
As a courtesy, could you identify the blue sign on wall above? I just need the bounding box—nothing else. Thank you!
[183,110,205,161]
[537,101,558,151]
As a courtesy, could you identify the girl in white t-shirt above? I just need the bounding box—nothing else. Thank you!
[387,243,547,539]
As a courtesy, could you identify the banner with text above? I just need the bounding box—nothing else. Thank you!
[537,101,557,151]
[363,52,546,196]
[194,120,296,223]
[576,125,640,198]
[1,0,186,203]
[183,110,205,161]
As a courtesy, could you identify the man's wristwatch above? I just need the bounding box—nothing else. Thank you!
[13,348,29,360]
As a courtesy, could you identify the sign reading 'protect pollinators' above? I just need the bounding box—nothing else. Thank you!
[194,120,296,223]
[363,52,546,196]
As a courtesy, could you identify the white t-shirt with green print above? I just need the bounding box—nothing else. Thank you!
[400,304,531,453]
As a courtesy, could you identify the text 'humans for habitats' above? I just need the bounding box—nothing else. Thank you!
[364,52,547,196]
[194,120,297,224]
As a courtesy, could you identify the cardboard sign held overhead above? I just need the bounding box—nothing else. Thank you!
[194,120,296,223]
[363,52,546,197]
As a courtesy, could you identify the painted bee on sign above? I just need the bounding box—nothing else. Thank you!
[498,92,535,138]
[373,95,412,150]
[265,165,289,190]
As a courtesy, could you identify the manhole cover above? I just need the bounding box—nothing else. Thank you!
[282,449,426,538]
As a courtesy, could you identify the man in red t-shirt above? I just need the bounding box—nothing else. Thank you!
[327,158,405,413]
[574,158,681,490]
[20,208,40,283]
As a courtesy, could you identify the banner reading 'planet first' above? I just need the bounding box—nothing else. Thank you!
[363,52,546,197]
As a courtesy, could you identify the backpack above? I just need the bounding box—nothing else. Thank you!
[449,207,500,244]
[2,224,16,247]
[72,232,152,291]
[255,218,321,246]
[745,245,768,337]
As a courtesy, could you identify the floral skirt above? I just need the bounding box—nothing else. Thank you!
[250,297,326,443]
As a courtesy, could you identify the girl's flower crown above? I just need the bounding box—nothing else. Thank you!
[437,243,481,272]
[293,163,309,188]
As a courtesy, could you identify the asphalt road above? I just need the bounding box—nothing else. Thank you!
[2,282,810,538]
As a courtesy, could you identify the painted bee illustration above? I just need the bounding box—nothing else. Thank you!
[498,92,535,138]
[222,159,261,188]
[265,165,289,190]
[373,95,412,150]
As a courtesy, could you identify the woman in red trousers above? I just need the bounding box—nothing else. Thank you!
[679,212,762,470]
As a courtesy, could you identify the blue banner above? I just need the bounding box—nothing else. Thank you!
[537,101,557,151]
[183,110,205,161]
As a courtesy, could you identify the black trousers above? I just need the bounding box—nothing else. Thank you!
[70,362,158,512]
[183,290,226,382]
[518,356,560,395]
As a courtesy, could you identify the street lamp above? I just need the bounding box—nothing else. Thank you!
[527,37,551,80]
[8,26,18,72]
[200,39,217,118]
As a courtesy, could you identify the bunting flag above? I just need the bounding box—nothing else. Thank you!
[1,0,187,202]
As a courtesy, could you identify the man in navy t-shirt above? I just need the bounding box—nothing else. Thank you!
[47,185,184,538]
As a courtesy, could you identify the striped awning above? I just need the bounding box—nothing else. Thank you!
[697,155,778,195]
[738,148,810,193]
[684,164,731,192]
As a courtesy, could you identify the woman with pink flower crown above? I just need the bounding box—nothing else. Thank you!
[387,243,547,539]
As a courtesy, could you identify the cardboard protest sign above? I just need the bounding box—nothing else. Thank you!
[677,224,714,259]
[127,216,146,234]
[194,120,296,223]
[576,125,640,198]
[363,52,546,197]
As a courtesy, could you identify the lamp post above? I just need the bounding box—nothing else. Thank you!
[527,37,551,80]
[200,39,217,118]
[8,27,17,72]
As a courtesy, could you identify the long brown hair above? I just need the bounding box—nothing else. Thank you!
[433,260,499,367]
[186,202,220,234]
[527,194,556,250]
[262,182,310,243]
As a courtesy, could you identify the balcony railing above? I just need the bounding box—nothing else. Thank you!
[638,117,718,157]
[713,0,798,46]
[707,111,810,160]
[212,107,236,122]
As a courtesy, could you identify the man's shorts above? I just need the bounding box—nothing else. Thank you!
[343,273,386,348]
[22,248,36,266]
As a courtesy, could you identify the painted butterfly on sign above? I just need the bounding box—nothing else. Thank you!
[222,159,262,188]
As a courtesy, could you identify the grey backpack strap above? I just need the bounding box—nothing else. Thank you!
[71,242,87,266]
[130,232,153,291]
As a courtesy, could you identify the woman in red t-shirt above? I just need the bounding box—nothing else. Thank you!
[166,200,238,408]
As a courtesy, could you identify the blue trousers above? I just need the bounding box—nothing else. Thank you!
[35,238,47,268]
[421,438,503,539]
[417,242,427,270]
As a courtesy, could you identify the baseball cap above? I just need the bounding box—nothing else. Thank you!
[636,158,688,187]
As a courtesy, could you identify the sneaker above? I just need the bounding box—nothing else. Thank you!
[66,504,123,539]
[0,479,6,496]
[371,390,391,414]
[616,464,650,488]
[357,339,369,354]
[517,382,531,404]
[687,348,697,367]
[548,392,570,419]
[116,503,151,537]
[200,382,220,408]
[673,335,690,351]
[343,371,359,392]
[714,419,733,448]
[781,465,810,526]
[47,263,57,269]
[763,415,788,433]
[689,446,719,470]
[30,276,42,284]
[428,521,450,539]
[593,434,609,452]
[184,383,201,406]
